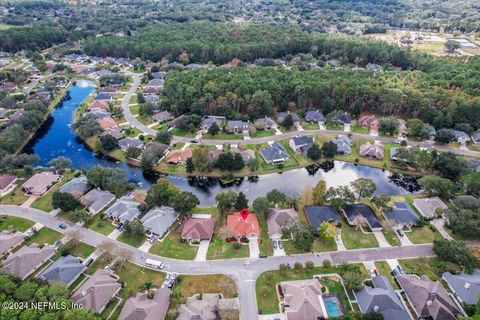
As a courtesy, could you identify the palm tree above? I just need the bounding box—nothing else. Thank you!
[139,280,153,293]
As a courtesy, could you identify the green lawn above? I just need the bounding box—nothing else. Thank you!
[374,261,399,289]
[31,172,77,212]
[0,215,34,232]
[109,149,127,161]
[383,230,400,246]
[129,105,140,115]
[86,214,115,236]
[405,225,443,244]
[207,237,249,260]
[301,121,321,130]
[57,211,81,224]
[341,225,379,249]
[257,213,273,257]
[0,184,30,205]
[202,133,243,140]
[70,241,95,259]
[25,227,62,245]
[251,129,274,138]
[115,261,166,297]
[117,232,147,248]
[352,124,369,134]
[399,257,460,281]
[325,122,344,131]
[122,127,141,138]
[149,233,198,260]
[170,128,196,137]
[283,237,337,254]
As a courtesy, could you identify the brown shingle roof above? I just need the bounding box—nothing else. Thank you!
[72,270,121,313]
[118,289,170,320]
[1,244,55,280]
[181,218,215,241]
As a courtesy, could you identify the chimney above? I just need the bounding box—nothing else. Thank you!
[374,306,379,312]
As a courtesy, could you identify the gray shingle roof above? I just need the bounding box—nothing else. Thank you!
[266,208,299,237]
[118,137,144,150]
[291,136,314,148]
[384,202,419,226]
[105,194,141,223]
[39,255,86,286]
[141,206,178,237]
[118,289,170,320]
[79,188,116,214]
[443,269,480,305]
[72,270,121,313]
[59,175,89,196]
[344,203,382,230]
[260,142,289,164]
[304,205,341,229]
[1,244,56,280]
[305,110,325,123]
[0,231,24,256]
[331,136,352,154]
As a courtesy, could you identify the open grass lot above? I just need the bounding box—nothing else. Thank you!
[70,241,95,259]
[202,133,243,140]
[256,264,368,314]
[405,225,443,244]
[86,214,115,236]
[325,122,344,131]
[122,127,141,137]
[341,224,378,249]
[444,226,479,241]
[116,261,166,297]
[0,184,30,206]
[25,227,62,246]
[399,257,460,281]
[283,237,337,254]
[57,211,80,224]
[0,215,34,232]
[251,129,274,138]
[170,128,196,137]
[117,232,147,248]
[207,237,249,260]
[374,261,399,289]
[149,232,198,260]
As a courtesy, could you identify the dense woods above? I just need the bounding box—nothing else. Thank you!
[0,26,70,52]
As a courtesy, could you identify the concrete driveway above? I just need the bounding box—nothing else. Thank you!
[373,231,391,247]
[195,240,210,261]
[272,240,286,256]
[248,237,259,258]
[107,229,122,240]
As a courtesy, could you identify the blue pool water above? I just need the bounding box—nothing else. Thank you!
[324,295,344,317]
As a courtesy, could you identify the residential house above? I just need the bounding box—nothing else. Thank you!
[166,148,192,165]
[472,131,480,145]
[304,205,341,230]
[90,109,111,119]
[151,71,166,79]
[200,116,225,131]
[145,95,160,105]
[207,149,223,159]
[177,293,237,320]
[227,212,260,238]
[453,130,471,146]
[227,120,249,134]
[72,270,121,313]
[98,117,118,130]
[331,136,353,155]
[0,173,16,195]
[366,63,384,72]
[94,92,113,102]
[146,78,164,88]
[38,255,86,287]
[331,112,352,125]
[443,269,480,305]
[276,112,300,125]
[397,274,463,320]
[118,137,144,151]
[105,194,141,223]
[344,203,383,231]
[143,87,161,95]
[181,217,216,242]
[356,275,409,320]
[305,110,325,123]
[0,231,24,257]
[22,172,62,196]
[383,202,419,229]
[141,206,178,238]
[0,82,17,92]
[278,279,324,319]
[98,86,118,94]
[118,289,171,320]
[260,142,289,164]
[266,208,298,239]
[30,91,51,102]
[255,116,277,129]
[152,111,173,123]
[412,197,447,220]
[79,188,116,214]
[58,175,89,198]
[359,142,384,159]
[231,148,255,162]
[358,115,379,130]
[289,136,314,153]
[102,128,123,140]
[1,244,56,280]
[87,100,109,111]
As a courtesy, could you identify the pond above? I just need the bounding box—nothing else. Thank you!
[24,81,418,206]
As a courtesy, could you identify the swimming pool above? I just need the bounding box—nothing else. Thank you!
[323,295,344,317]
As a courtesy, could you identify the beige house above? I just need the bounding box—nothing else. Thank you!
[413,197,448,219]
[22,172,62,196]
[118,289,170,320]
[359,142,384,159]
[278,279,325,320]
[0,244,56,280]
[0,230,25,257]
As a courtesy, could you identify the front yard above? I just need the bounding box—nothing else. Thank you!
[0,215,34,232]
[374,261,399,289]
[341,224,379,249]
[0,184,30,205]
[149,232,198,260]
[207,237,249,260]
[399,257,460,281]
[117,232,147,248]
[405,225,443,244]
[86,214,115,236]
[283,237,337,254]
[25,227,62,246]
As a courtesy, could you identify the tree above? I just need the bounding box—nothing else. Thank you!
[172,191,199,216]
[252,197,270,216]
[465,173,480,197]
[325,186,355,212]
[266,189,286,206]
[433,239,475,272]
[139,280,153,294]
[312,180,326,205]
[52,192,81,212]
[99,134,118,152]
[434,152,468,180]
[383,219,396,231]
[191,146,210,172]
[139,103,154,117]
[306,144,321,160]
[282,115,294,129]
[86,165,128,196]
[234,192,248,211]
[97,240,117,263]
[215,190,238,214]
[318,221,336,241]
[379,117,399,136]
[352,215,368,230]
[282,218,314,252]
[321,141,337,158]
[342,270,363,291]
[418,175,456,199]
[74,113,103,138]
[127,147,142,159]
[186,157,195,173]
[48,156,71,172]
[232,153,245,171]
[145,178,180,207]
[65,229,82,246]
[435,129,456,144]
[72,208,90,223]
[115,247,133,269]
[351,178,376,200]
[156,131,172,144]
[444,40,460,52]
[371,195,392,211]
[247,158,259,172]
[207,122,220,136]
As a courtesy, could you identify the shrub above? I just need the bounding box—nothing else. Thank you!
[323,260,332,268]
[305,261,315,269]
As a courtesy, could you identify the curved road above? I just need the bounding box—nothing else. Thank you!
[1,204,438,319]
[122,72,480,159]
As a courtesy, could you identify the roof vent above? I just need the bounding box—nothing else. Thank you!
[427,300,432,306]
[374,306,379,312]
[465,282,471,289]
[80,290,86,297]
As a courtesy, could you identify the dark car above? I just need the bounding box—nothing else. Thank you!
[190,139,198,143]
[85,258,94,266]
[59,224,67,229]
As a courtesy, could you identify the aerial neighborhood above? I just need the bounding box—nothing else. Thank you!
[1,1,480,320]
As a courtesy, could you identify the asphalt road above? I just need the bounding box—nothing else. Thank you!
[1,204,450,320]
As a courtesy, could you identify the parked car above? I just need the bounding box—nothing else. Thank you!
[52,240,63,249]
[85,258,94,266]
[278,241,283,249]
[59,224,67,229]
[396,265,404,274]
[273,241,277,249]
[396,229,404,237]
[116,223,123,230]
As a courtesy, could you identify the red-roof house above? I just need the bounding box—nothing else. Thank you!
[88,100,109,111]
[181,217,216,241]
[227,212,260,238]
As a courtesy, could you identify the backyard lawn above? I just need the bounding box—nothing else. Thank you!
[0,215,34,232]
[0,184,30,205]
[374,261,399,289]
[341,225,379,249]
[399,257,460,281]
[207,237,249,260]
[405,225,443,244]
[117,232,147,248]
[86,214,115,236]
[25,227,62,245]
[149,232,198,260]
